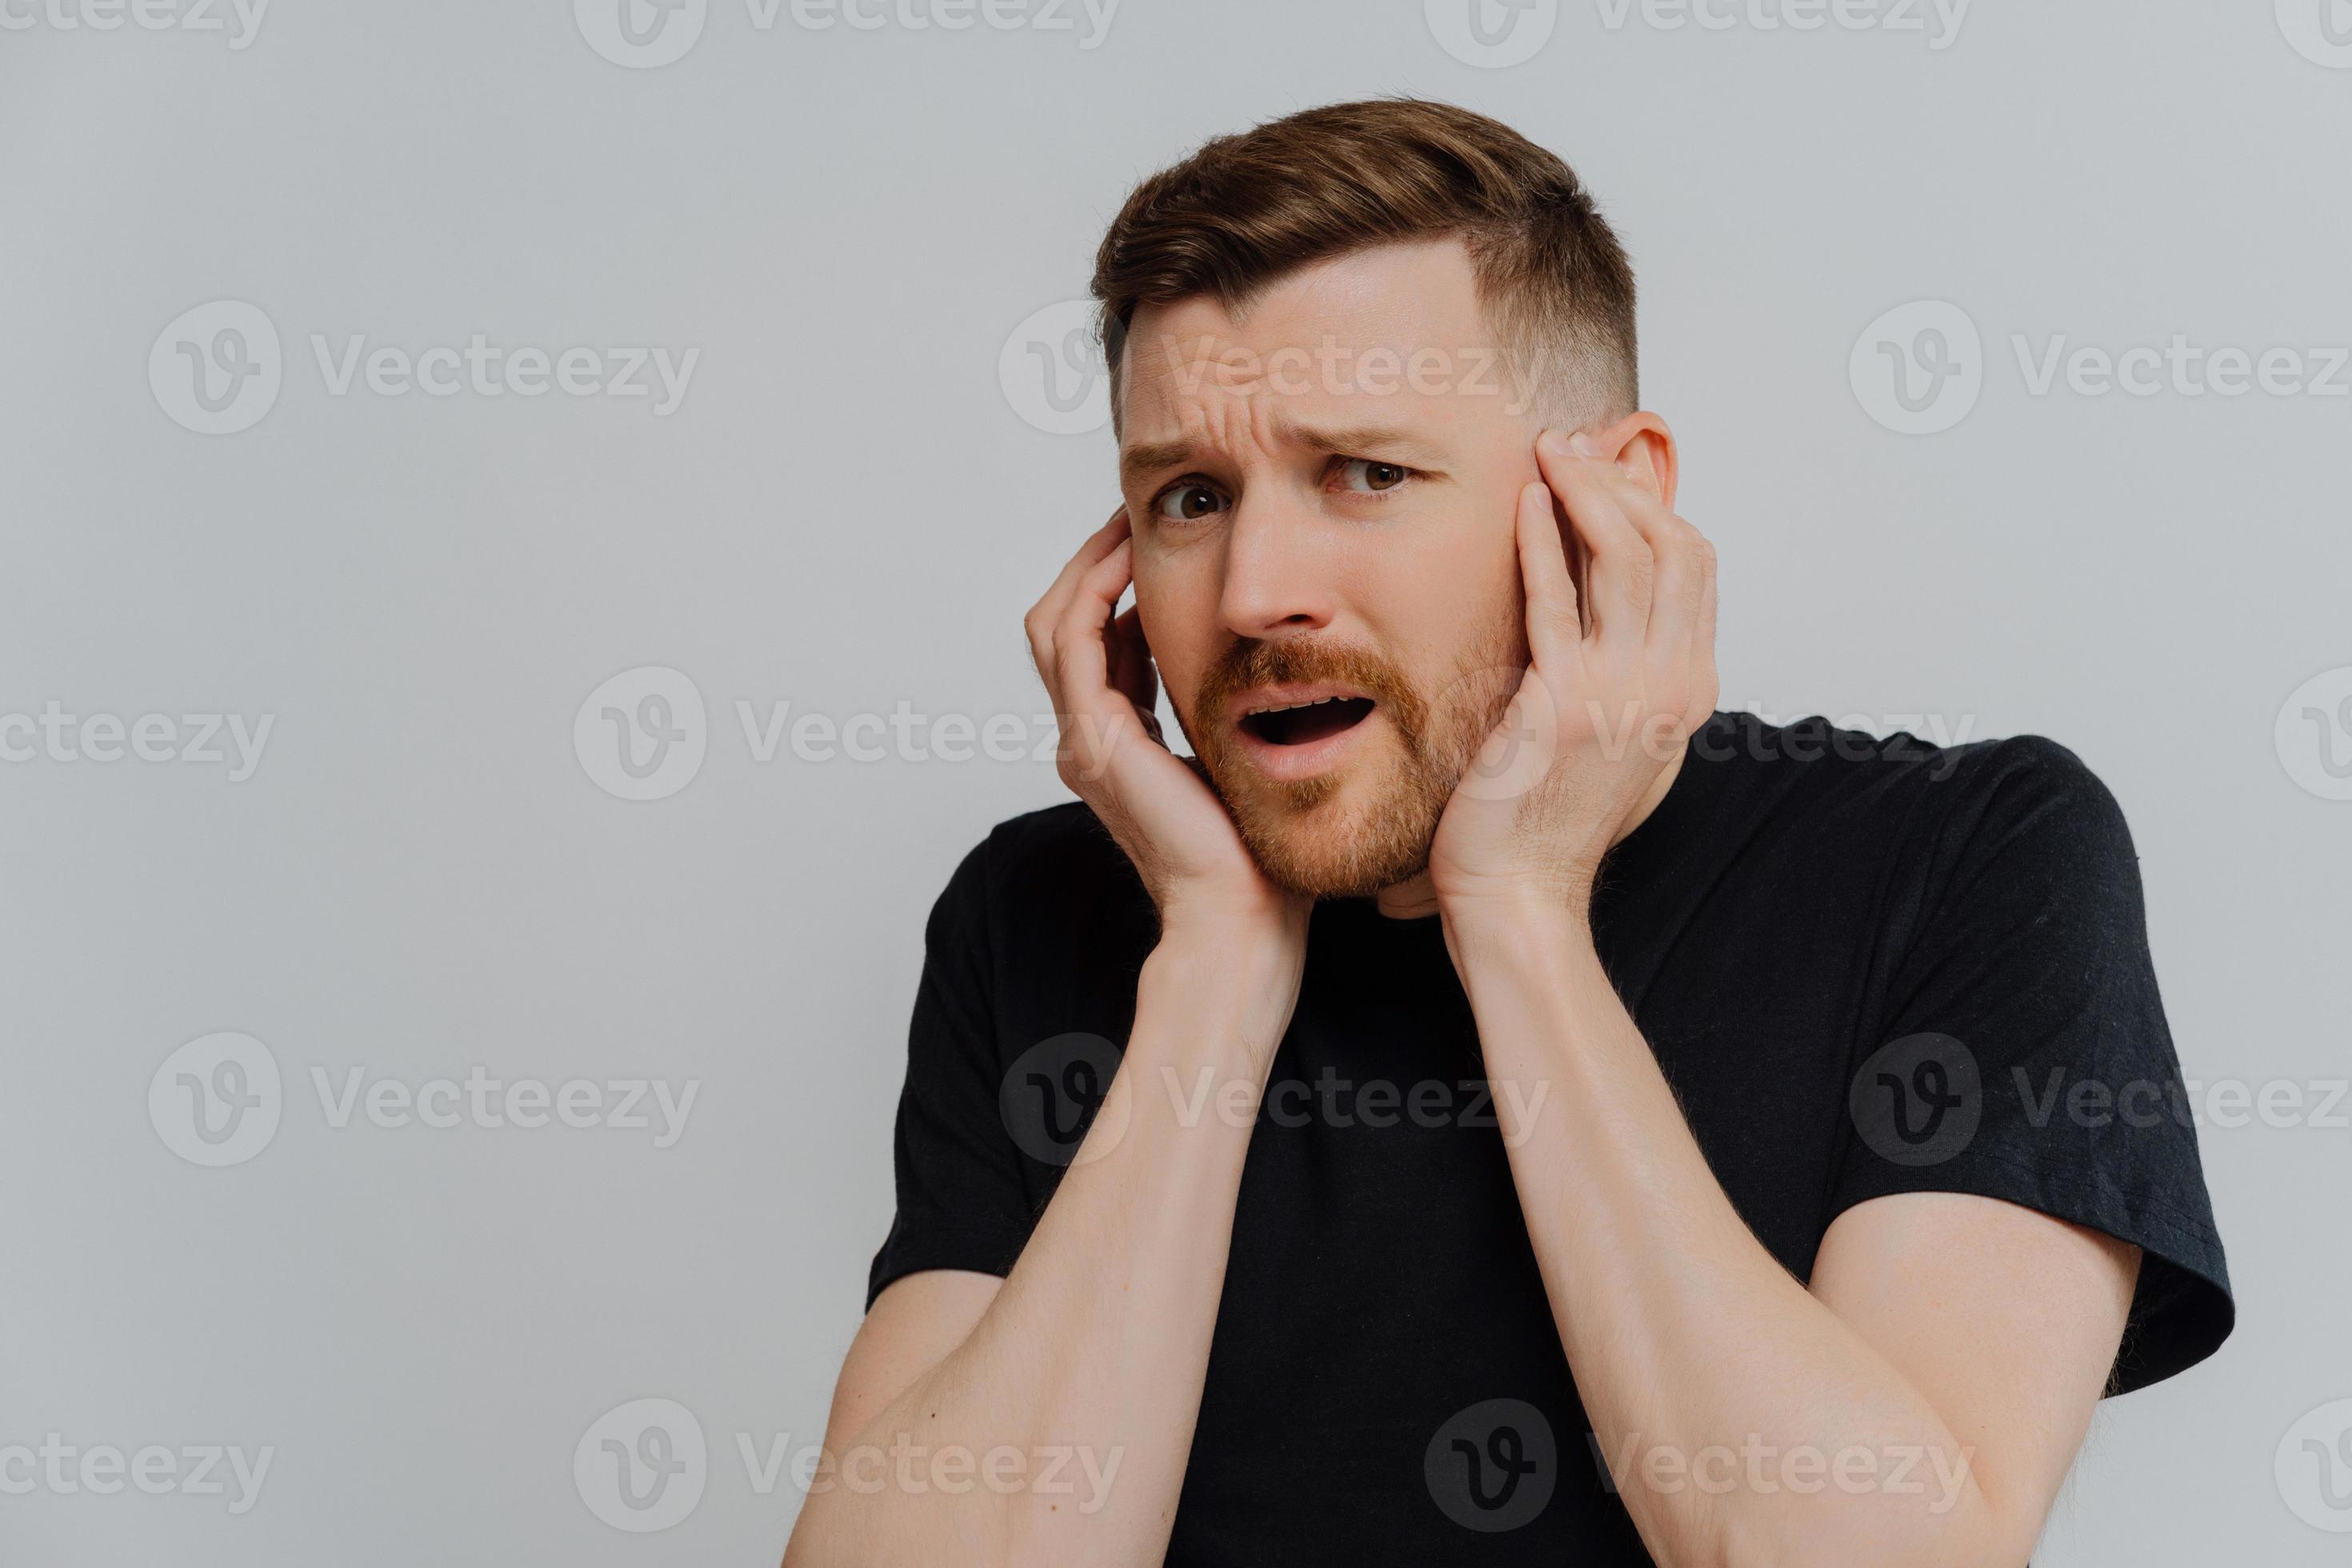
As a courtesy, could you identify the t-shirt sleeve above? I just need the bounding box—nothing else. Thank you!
[865,833,1037,1310]
[1829,736,2233,1394]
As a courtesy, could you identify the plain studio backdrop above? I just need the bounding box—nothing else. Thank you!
[2,0,2347,1562]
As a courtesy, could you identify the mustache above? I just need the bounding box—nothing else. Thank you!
[1192,638,1430,740]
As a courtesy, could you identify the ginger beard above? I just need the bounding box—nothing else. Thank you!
[1180,616,1526,900]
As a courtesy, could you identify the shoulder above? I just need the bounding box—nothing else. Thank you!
[1700,713,2133,854]
[967,799,1141,896]
[931,799,1154,954]
[1899,730,2139,892]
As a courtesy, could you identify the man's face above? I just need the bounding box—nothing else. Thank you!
[1117,238,1547,900]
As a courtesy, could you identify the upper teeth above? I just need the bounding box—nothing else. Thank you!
[1253,697,1345,714]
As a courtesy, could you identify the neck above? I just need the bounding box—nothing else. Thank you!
[1370,740,1691,920]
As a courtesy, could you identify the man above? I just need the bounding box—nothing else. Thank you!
[785,99,2230,1565]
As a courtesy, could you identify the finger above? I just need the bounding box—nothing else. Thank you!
[1025,507,1130,686]
[1535,432,1650,643]
[1030,506,1129,651]
[1610,484,1708,668]
[1512,479,1581,671]
[1106,606,1165,744]
[1054,537,1143,771]
[1692,534,1719,726]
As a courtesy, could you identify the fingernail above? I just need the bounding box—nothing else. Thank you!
[1568,431,1601,457]
[1538,429,1572,456]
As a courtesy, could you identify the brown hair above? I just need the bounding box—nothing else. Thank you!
[1090,98,1637,434]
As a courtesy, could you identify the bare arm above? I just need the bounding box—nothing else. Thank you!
[788,508,1309,1565]
[1447,903,2136,1565]
[1428,424,2137,1563]
[786,926,1300,1566]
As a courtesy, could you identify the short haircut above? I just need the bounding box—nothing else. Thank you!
[1090,98,1638,435]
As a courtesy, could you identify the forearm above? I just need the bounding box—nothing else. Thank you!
[788,925,1302,1568]
[1445,906,2007,1566]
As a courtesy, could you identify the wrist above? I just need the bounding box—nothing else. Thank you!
[1438,892,1595,981]
[1144,917,1306,1061]
[1154,886,1310,955]
[1158,873,1305,928]
[1434,876,1595,936]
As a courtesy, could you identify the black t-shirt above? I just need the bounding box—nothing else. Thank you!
[867,712,2233,1563]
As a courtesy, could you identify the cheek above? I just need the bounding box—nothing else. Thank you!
[1132,558,1213,707]
[1349,508,1522,646]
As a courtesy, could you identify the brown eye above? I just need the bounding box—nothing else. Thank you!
[1153,482,1227,522]
[1335,458,1410,494]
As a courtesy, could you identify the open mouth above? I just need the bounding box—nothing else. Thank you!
[1238,695,1376,747]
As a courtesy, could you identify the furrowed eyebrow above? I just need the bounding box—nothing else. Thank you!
[1118,439,1198,492]
[1117,422,1450,491]
[1275,421,1450,471]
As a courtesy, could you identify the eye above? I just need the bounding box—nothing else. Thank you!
[1151,479,1229,524]
[1332,458,1413,496]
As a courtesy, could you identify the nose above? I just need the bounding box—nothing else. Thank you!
[1215,491,1337,642]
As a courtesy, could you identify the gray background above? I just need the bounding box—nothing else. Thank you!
[3,0,2348,1561]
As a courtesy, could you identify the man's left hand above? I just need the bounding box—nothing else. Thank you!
[1427,425,1719,919]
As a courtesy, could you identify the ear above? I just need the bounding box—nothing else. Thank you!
[1588,411,1678,510]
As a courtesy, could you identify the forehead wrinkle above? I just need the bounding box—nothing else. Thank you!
[1120,374,1286,487]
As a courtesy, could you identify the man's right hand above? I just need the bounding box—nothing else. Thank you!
[789,510,1310,1568]
[1025,507,1307,942]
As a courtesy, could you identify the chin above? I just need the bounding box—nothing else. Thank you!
[1220,758,1447,902]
